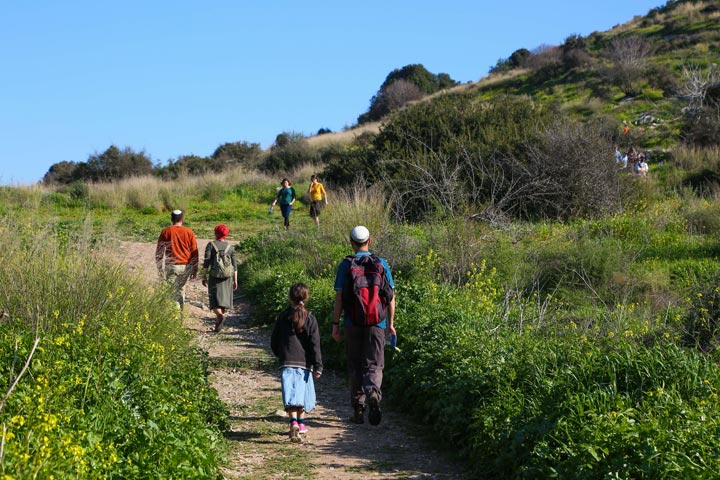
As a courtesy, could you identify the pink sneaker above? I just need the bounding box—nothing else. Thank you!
[298,423,308,435]
[289,420,301,443]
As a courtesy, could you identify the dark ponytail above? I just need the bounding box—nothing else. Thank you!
[288,283,309,334]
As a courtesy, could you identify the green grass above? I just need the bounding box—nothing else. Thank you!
[231,181,720,478]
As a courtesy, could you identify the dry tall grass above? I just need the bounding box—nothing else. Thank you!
[672,145,720,171]
[0,183,50,211]
[611,0,715,34]
[289,163,320,185]
[668,1,712,19]
[305,122,381,149]
[322,181,395,245]
[86,168,272,210]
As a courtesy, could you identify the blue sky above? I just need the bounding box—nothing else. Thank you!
[0,1,663,185]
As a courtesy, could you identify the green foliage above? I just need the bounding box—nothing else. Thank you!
[381,63,458,95]
[321,136,379,186]
[359,64,459,123]
[212,140,262,164]
[234,192,720,477]
[42,160,80,185]
[640,86,665,101]
[684,280,720,353]
[490,48,531,74]
[43,145,154,185]
[260,132,317,173]
[0,220,227,478]
[156,155,215,178]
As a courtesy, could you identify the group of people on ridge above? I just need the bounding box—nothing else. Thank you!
[615,145,649,177]
[155,185,394,444]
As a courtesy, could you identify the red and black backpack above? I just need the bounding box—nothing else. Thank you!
[342,254,394,326]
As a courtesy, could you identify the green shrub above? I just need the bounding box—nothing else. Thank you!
[640,86,665,100]
[235,191,720,478]
[526,236,626,296]
[683,200,720,234]
[0,220,227,478]
[260,132,318,173]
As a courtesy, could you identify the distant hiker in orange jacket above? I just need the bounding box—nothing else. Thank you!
[155,209,198,309]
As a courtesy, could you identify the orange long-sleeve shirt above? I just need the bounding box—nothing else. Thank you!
[155,225,199,271]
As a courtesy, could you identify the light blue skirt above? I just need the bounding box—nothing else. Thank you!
[281,367,316,412]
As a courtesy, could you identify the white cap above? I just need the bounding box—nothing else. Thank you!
[350,225,370,243]
[172,209,182,215]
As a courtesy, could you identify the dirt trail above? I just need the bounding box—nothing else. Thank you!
[114,240,466,479]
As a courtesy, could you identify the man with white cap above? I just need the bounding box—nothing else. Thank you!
[155,209,199,309]
[332,225,396,426]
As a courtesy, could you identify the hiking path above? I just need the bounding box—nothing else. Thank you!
[114,240,467,480]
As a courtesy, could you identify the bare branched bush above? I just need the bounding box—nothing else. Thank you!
[524,44,562,73]
[378,136,474,219]
[472,121,620,220]
[376,120,619,222]
[517,121,621,219]
[607,35,653,69]
[605,35,654,94]
[382,79,424,112]
[678,64,720,120]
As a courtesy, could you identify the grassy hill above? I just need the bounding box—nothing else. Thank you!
[311,0,719,153]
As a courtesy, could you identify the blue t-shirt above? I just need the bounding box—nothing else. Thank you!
[334,251,395,328]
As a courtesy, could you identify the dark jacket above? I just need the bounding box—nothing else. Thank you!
[271,308,323,374]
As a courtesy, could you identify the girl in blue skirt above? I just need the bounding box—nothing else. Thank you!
[271,283,323,442]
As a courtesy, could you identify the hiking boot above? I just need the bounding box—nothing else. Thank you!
[368,392,382,426]
[349,405,365,424]
[289,420,301,443]
[298,423,308,435]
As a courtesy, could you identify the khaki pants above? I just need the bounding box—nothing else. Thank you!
[164,264,192,309]
[345,324,385,408]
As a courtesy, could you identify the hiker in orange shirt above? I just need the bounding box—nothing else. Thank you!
[155,209,199,309]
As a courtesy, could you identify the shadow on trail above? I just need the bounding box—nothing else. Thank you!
[220,310,468,479]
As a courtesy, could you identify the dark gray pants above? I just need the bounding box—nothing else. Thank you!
[345,324,385,408]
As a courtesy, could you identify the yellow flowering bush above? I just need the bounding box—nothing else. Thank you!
[0,223,227,479]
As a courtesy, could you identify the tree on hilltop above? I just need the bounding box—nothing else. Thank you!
[43,160,79,185]
[358,64,459,124]
[42,145,153,184]
[212,141,262,168]
[85,145,153,182]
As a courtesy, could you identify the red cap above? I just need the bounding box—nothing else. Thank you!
[214,224,229,239]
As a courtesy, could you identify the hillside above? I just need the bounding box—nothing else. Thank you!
[309,0,720,152]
